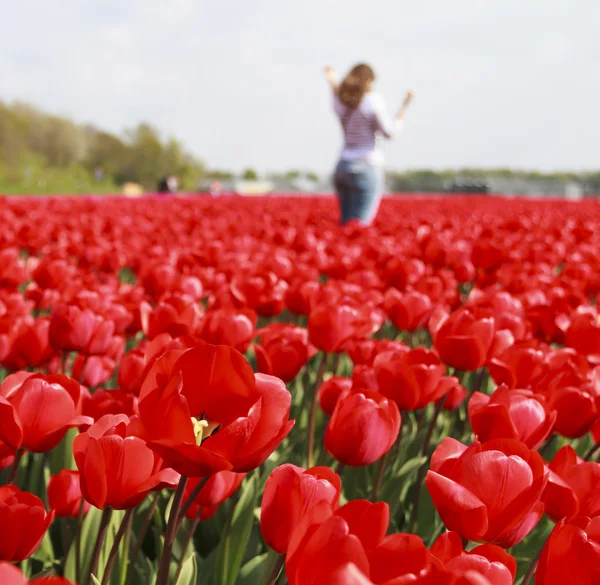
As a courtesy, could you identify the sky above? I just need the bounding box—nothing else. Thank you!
[1,0,599,174]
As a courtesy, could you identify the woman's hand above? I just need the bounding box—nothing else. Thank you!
[398,90,414,120]
[324,66,338,92]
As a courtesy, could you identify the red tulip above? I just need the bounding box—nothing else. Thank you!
[487,343,547,389]
[73,414,179,509]
[426,438,548,547]
[368,533,432,583]
[0,563,27,585]
[429,532,516,585]
[2,317,54,371]
[535,516,600,585]
[352,365,379,392]
[345,338,407,367]
[429,307,495,371]
[559,306,600,359]
[137,343,294,476]
[254,323,311,382]
[325,389,400,466]
[261,464,341,553]
[82,388,139,420]
[286,500,389,585]
[468,386,556,450]
[542,445,600,522]
[71,355,116,388]
[441,377,468,411]
[374,347,449,410]
[0,486,54,561]
[384,288,433,331]
[285,281,320,316]
[230,271,288,316]
[308,304,377,353]
[47,469,90,518]
[49,305,115,355]
[117,347,145,395]
[184,471,246,519]
[140,294,203,340]
[543,383,599,439]
[199,308,257,353]
[0,372,92,453]
[318,377,353,415]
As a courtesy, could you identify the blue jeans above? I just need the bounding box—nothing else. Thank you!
[334,159,382,225]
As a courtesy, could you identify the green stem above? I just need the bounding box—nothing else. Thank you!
[307,353,328,467]
[521,545,543,585]
[101,509,134,585]
[125,493,160,585]
[178,476,209,525]
[173,506,202,585]
[7,448,24,485]
[584,441,600,461]
[410,397,446,532]
[155,477,188,585]
[371,451,390,502]
[85,507,112,585]
[265,554,286,585]
[75,498,86,585]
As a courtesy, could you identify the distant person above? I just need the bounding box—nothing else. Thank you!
[157,176,170,193]
[209,179,222,196]
[324,64,413,225]
[167,175,179,193]
[157,175,178,195]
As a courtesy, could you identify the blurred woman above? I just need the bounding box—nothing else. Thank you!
[325,64,413,225]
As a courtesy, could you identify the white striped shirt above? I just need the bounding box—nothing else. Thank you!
[334,92,403,166]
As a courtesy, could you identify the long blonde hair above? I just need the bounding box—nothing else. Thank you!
[338,63,375,109]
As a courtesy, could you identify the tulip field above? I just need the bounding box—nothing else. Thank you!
[1,193,600,585]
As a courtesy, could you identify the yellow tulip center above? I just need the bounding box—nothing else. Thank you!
[191,417,220,446]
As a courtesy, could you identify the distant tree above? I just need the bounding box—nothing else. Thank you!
[242,168,259,181]
[305,171,319,182]
[206,170,235,180]
[284,170,301,180]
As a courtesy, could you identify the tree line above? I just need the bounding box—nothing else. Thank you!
[1,100,599,195]
[0,101,205,193]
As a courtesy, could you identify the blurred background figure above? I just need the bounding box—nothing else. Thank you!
[157,175,179,194]
[209,179,222,196]
[325,64,413,225]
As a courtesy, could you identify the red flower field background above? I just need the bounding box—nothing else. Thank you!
[0,194,599,585]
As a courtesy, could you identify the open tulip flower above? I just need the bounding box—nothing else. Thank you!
[135,342,294,476]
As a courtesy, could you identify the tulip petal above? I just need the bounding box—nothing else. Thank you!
[425,471,488,541]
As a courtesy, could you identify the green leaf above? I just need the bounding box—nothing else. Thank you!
[214,473,259,585]
[64,508,124,583]
[50,428,78,474]
[381,455,427,517]
[91,575,101,585]
[176,553,198,585]
[341,465,371,501]
[238,550,281,585]
[32,529,55,566]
